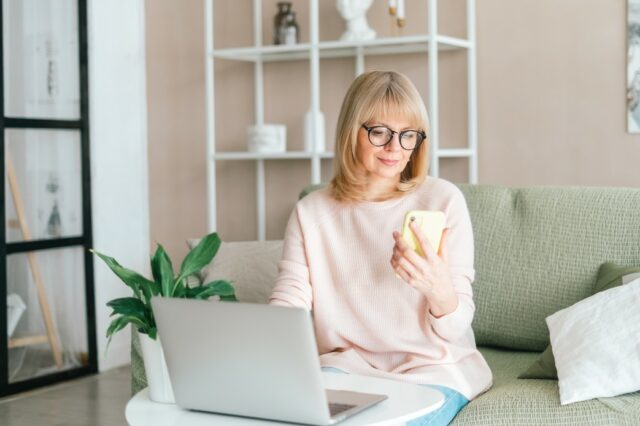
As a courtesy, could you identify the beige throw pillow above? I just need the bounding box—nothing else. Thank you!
[188,239,283,304]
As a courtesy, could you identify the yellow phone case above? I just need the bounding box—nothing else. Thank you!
[401,210,446,256]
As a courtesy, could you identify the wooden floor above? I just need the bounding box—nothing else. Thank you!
[0,365,131,426]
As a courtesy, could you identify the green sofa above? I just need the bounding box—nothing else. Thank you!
[131,184,640,424]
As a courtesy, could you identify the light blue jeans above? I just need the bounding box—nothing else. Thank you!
[321,367,469,426]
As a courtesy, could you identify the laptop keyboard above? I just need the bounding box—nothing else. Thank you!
[328,402,357,417]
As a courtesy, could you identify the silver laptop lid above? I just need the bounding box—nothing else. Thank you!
[151,298,331,425]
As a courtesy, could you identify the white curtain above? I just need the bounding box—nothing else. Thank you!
[4,0,86,382]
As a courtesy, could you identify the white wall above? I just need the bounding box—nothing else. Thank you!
[89,0,149,371]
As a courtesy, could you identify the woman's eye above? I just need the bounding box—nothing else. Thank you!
[402,132,417,141]
[371,129,386,137]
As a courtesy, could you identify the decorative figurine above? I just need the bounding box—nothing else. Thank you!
[336,0,376,42]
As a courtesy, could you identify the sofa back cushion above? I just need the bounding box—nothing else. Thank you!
[198,184,640,352]
[193,240,283,304]
[459,185,640,351]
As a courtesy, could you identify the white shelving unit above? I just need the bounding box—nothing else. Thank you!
[205,0,478,241]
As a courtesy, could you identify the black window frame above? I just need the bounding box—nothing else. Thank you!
[0,0,97,396]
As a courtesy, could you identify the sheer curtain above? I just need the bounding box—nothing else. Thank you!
[4,0,86,382]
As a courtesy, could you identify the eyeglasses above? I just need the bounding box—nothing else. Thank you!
[361,124,426,151]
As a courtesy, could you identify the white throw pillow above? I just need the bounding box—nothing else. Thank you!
[546,278,640,405]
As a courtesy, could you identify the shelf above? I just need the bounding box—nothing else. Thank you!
[205,0,478,241]
[213,151,334,160]
[213,149,471,160]
[211,35,470,63]
[436,148,474,158]
[212,43,312,62]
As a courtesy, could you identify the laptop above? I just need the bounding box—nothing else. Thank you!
[151,297,388,425]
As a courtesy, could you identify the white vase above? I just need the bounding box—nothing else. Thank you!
[138,332,175,404]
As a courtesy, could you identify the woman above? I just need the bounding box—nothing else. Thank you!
[269,71,492,425]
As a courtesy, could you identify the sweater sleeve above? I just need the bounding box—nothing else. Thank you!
[268,208,313,310]
[428,188,476,342]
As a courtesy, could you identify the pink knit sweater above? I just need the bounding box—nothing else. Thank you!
[269,177,493,400]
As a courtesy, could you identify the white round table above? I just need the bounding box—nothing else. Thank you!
[126,372,444,426]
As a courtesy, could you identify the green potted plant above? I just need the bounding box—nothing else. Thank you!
[92,232,235,403]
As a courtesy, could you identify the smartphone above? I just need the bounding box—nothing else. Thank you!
[401,210,446,256]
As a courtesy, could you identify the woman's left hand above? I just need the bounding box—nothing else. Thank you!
[390,221,458,317]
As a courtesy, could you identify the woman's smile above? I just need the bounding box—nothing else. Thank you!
[378,158,400,166]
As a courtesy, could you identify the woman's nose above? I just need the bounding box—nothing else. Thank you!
[385,133,402,151]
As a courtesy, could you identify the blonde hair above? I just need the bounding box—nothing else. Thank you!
[329,71,430,202]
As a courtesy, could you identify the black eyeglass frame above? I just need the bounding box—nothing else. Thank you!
[361,124,426,151]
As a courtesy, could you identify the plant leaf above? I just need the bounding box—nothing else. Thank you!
[177,233,221,282]
[148,251,165,297]
[147,326,157,340]
[201,280,235,297]
[172,279,187,298]
[186,280,235,300]
[185,286,211,299]
[91,249,155,303]
[219,294,238,302]
[106,316,128,337]
[106,315,146,338]
[151,244,175,297]
[106,297,149,321]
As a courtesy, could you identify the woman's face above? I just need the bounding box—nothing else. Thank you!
[355,114,415,185]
